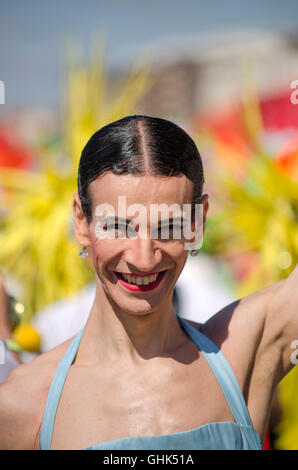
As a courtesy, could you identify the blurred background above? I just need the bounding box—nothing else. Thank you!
[0,0,298,450]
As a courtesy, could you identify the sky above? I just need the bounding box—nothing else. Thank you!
[0,0,298,108]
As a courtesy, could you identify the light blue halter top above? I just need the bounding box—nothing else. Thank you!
[40,314,262,450]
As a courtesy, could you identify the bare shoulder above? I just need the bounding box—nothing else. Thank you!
[201,278,284,351]
[188,278,285,390]
[0,335,75,450]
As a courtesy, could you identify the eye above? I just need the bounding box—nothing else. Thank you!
[127,225,138,237]
[152,224,182,240]
[104,223,139,238]
[106,223,127,232]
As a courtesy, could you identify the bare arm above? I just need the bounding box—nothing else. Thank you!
[264,263,298,383]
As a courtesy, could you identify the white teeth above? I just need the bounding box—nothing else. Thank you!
[121,273,159,285]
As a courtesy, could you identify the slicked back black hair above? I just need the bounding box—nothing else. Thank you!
[78,115,205,223]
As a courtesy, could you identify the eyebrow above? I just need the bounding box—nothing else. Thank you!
[99,216,188,225]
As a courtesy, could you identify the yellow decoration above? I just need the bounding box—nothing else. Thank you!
[13,324,41,353]
[274,369,298,450]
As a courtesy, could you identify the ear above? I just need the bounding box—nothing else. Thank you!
[72,193,92,247]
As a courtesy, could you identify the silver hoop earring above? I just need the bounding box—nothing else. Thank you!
[189,249,199,257]
[78,242,89,258]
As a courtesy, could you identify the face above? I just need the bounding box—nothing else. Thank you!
[73,172,209,317]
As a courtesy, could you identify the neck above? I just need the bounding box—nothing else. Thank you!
[78,279,186,365]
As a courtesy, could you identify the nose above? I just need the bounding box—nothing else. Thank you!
[124,238,162,274]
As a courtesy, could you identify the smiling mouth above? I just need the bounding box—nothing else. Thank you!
[114,270,167,289]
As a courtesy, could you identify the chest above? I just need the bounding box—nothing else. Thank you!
[49,353,236,450]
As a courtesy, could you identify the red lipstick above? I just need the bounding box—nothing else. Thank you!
[115,271,167,292]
